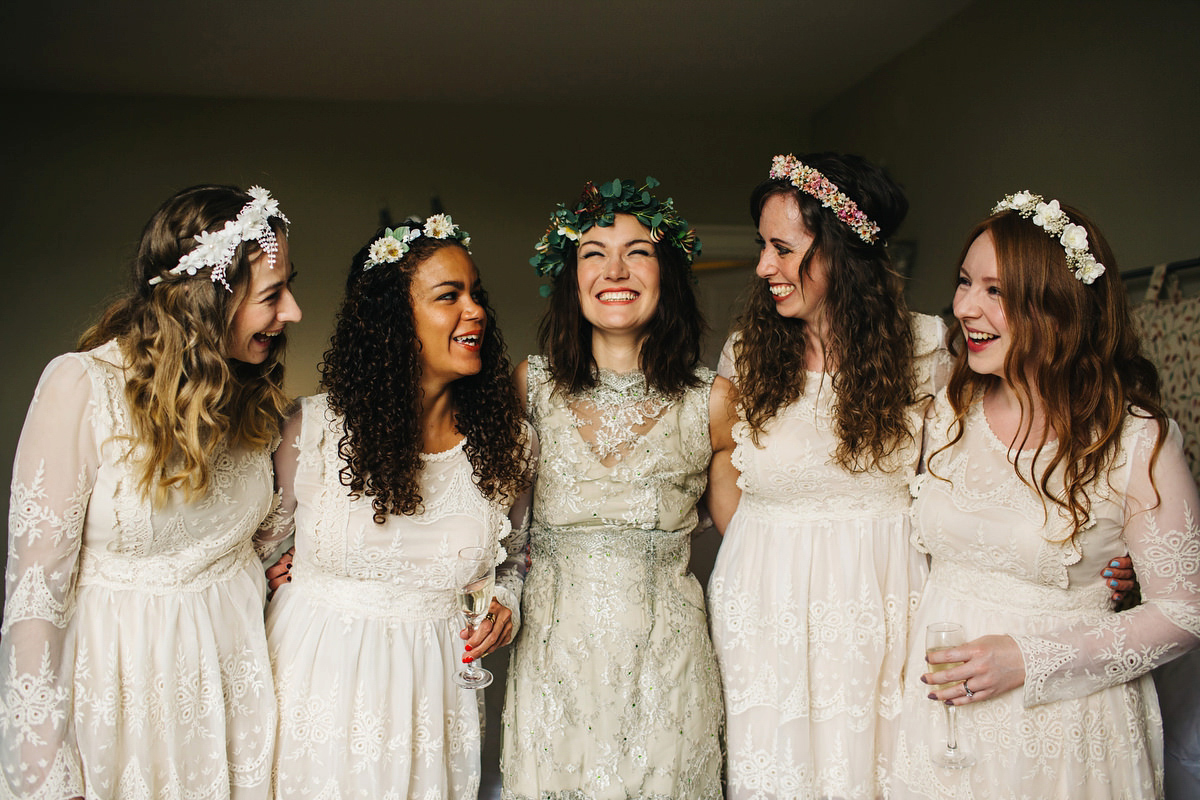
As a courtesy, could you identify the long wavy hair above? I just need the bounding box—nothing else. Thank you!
[936,205,1167,540]
[321,231,530,523]
[537,217,704,397]
[733,152,917,472]
[77,184,292,504]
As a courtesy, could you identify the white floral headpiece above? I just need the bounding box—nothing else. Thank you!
[992,191,1105,285]
[364,213,471,270]
[148,186,289,291]
[769,154,881,244]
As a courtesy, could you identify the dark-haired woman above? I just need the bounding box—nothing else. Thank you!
[501,180,732,799]
[705,154,951,800]
[263,216,531,798]
[2,185,300,799]
[892,194,1199,799]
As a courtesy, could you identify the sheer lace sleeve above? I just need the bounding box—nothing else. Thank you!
[494,422,538,637]
[716,333,739,383]
[2,355,98,799]
[1015,419,1200,707]
[253,408,301,560]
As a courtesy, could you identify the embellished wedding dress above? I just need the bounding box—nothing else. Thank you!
[1,340,279,799]
[890,393,1200,799]
[264,394,526,800]
[708,313,949,800]
[501,357,723,800]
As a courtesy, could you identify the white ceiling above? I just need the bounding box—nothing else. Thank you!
[0,0,974,110]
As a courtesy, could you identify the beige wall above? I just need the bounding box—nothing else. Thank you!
[810,0,1200,316]
[0,91,807,533]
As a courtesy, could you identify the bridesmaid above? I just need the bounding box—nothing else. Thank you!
[264,216,531,798]
[892,192,1200,799]
[2,185,299,799]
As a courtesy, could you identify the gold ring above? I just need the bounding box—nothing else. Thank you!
[485,612,497,623]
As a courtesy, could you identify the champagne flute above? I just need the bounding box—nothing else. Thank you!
[926,622,975,768]
[454,546,496,689]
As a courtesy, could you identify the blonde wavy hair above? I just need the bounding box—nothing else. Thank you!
[78,185,292,504]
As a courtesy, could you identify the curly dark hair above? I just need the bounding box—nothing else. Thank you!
[320,230,530,523]
[936,205,1167,541]
[537,223,705,397]
[734,152,917,472]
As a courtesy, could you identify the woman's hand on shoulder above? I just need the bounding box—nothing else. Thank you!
[461,598,514,660]
[921,634,1026,706]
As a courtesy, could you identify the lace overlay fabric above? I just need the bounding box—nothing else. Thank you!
[501,357,723,800]
[891,392,1200,799]
[265,394,527,799]
[709,312,950,800]
[1,340,278,800]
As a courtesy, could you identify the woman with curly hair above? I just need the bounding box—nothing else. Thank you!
[501,178,734,799]
[704,153,952,800]
[263,216,531,799]
[1,184,300,799]
[892,195,1200,799]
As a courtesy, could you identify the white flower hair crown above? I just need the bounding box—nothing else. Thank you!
[769,154,881,244]
[364,213,471,270]
[148,186,290,291]
[992,191,1105,285]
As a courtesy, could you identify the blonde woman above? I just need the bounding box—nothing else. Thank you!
[1,185,301,799]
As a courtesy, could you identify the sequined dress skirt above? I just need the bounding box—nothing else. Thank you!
[501,524,724,799]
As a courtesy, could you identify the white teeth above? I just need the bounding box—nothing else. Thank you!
[454,335,480,345]
[770,284,794,297]
[598,291,637,302]
[258,331,280,338]
[967,331,997,342]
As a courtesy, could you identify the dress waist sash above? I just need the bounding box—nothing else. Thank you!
[928,558,1112,618]
[290,561,460,621]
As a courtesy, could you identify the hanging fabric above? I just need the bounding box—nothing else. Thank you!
[1132,263,1200,486]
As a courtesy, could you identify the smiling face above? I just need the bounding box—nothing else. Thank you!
[575,213,661,340]
[953,231,1011,380]
[410,245,487,387]
[755,193,829,326]
[227,235,301,364]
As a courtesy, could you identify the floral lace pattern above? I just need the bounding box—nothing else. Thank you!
[892,392,1200,799]
[1,340,278,799]
[710,313,949,800]
[501,358,723,800]
[265,394,527,799]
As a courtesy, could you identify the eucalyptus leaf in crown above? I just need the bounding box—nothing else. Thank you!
[530,177,702,286]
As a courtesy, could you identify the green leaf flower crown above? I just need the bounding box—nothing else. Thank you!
[530,177,701,292]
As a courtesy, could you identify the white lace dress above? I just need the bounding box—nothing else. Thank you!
[708,313,949,800]
[265,394,526,800]
[1,340,279,800]
[890,393,1200,799]
[501,358,724,800]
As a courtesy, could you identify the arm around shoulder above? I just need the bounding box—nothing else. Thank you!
[704,375,741,534]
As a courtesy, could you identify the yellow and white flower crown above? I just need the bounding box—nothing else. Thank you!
[992,191,1106,285]
[364,213,471,270]
[149,186,289,291]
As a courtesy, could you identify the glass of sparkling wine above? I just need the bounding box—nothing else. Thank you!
[926,622,975,768]
[454,546,496,689]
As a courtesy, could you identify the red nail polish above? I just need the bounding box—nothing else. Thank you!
[464,644,472,652]
[462,656,469,663]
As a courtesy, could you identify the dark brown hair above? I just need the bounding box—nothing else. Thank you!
[734,152,917,471]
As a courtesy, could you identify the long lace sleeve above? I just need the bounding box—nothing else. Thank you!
[2,356,98,799]
[1015,419,1200,707]
[253,409,301,561]
[494,423,538,638]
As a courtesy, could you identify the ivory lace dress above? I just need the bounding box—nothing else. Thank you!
[501,357,723,800]
[890,393,1200,799]
[264,394,527,800]
[1,340,279,800]
[708,313,949,800]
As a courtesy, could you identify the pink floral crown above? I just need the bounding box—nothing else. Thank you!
[768,154,881,244]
